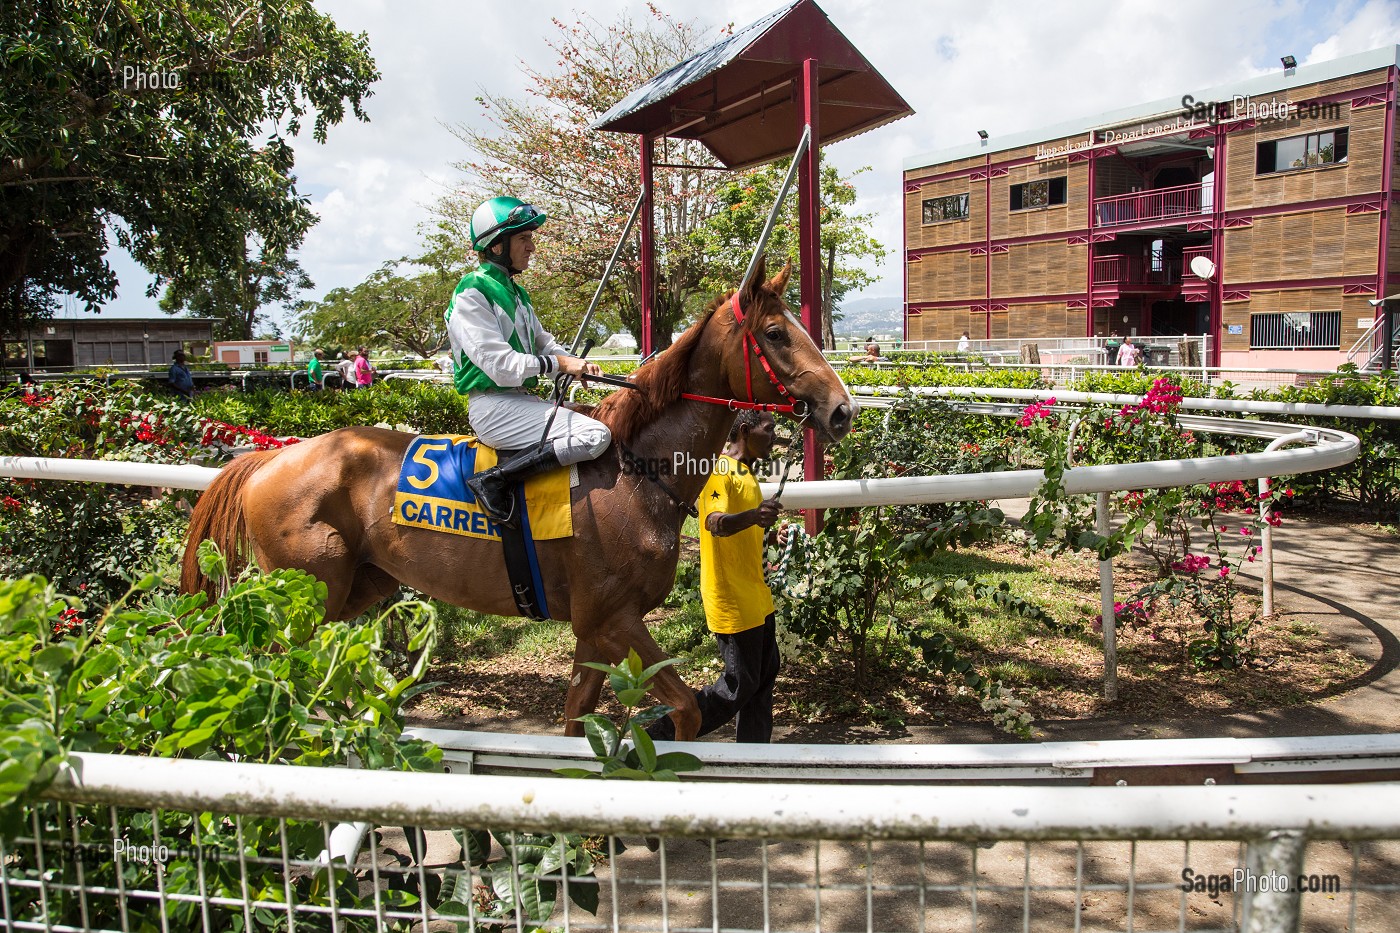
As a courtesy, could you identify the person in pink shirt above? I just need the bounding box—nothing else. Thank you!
[353,346,375,387]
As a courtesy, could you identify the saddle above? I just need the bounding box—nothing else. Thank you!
[391,435,573,619]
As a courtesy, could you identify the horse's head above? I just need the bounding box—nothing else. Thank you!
[723,257,855,443]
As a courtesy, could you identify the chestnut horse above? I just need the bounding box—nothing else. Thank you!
[179,259,853,739]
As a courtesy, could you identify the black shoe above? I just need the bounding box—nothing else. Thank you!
[467,443,563,529]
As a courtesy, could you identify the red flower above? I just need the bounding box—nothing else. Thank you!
[1,495,20,512]
[52,607,83,637]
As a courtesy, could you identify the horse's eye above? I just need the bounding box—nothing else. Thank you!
[765,327,784,342]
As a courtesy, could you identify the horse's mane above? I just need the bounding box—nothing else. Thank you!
[588,289,739,444]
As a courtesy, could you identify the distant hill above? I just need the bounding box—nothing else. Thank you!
[834,296,902,339]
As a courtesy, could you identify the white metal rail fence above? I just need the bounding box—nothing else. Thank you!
[9,753,1400,932]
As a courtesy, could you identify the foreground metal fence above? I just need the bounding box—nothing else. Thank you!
[6,752,1400,932]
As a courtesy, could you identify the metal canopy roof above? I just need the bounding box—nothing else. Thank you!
[590,0,912,170]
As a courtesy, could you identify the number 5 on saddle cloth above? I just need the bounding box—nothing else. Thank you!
[391,434,575,620]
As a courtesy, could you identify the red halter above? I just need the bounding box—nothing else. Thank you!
[681,292,807,416]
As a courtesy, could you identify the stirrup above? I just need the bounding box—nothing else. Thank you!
[467,472,519,528]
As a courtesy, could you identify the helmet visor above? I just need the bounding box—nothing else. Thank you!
[477,203,543,246]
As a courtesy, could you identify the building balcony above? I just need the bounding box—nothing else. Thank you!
[1094,183,1206,228]
[1091,255,1183,288]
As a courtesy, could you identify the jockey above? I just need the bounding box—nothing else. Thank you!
[446,196,611,526]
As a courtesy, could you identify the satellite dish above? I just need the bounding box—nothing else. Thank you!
[1189,256,1217,281]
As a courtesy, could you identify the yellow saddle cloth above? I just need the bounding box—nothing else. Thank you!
[391,435,573,540]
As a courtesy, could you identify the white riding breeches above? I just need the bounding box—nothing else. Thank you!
[467,389,612,466]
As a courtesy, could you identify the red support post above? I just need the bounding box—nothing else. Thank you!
[1210,124,1226,367]
[798,58,823,535]
[640,134,655,358]
[1377,66,1395,301]
[984,154,992,339]
[1086,147,1096,337]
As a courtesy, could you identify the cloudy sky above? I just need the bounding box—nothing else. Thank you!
[84,0,1400,323]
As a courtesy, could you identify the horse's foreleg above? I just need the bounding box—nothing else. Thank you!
[563,639,608,738]
[606,620,701,742]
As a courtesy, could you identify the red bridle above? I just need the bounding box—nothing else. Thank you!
[680,292,807,417]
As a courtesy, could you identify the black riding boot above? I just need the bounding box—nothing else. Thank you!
[467,442,563,528]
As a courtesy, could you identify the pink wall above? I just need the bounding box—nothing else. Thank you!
[1219,349,1348,371]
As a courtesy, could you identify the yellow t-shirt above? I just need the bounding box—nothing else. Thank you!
[698,455,775,635]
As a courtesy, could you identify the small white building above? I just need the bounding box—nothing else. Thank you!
[601,332,638,350]
[211,340,295,365]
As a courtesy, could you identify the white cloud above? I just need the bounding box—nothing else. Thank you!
[92,0,1396,318]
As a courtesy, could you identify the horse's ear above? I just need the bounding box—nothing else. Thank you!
[740,254,768,305]
[767,260,793,294]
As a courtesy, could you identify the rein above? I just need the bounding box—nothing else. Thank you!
[680,293,808,418]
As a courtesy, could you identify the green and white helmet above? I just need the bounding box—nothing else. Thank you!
[470,196,547,252]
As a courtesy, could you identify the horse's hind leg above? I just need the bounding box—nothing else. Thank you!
[587,617,701,741]
[336,564,401,620]
[563,639,608,737]
[246,513,394,621]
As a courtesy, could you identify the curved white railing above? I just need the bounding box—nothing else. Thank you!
[0,416,1361,510]
[851,383,1400,421]
[759,419,1357,508]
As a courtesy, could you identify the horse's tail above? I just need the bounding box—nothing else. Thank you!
[180,450,282,598]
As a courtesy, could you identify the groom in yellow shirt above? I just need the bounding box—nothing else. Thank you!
[650,410,785,743]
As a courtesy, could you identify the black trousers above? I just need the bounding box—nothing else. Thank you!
[649,613,781,743]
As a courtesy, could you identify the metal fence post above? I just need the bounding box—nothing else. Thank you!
[1259,474,1275,618]
[1241,830,1306,933]
[1096,491,1117,702]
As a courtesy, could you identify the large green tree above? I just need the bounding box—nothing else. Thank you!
[158,234,311,340]
[694,160,887,349]
[0,1,378,333]
[293,240,466,359]
[440,9,883,351]
[440,8,721,351]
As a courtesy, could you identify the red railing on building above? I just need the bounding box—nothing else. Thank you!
[1181,244,1213,270]
[1092,255,1183,286]
[1094,183,1204,227]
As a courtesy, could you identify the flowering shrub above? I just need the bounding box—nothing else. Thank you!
[0,383,209,604]
[1016,396,1057,428]
[1093,599,1150,634]
[199,418,300,450]
[1110,478,1293,669]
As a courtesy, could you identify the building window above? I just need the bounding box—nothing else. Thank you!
[1249,311,1341,349]
[922,193,969,224]
[1010,177,1067,211]
[254,350,269,364]
[1256,129,1348,174]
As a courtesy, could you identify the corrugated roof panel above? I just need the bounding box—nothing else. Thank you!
[590,0,800,133]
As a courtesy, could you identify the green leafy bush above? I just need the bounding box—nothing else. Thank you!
[193,380,473,437]
[0,547,442,929]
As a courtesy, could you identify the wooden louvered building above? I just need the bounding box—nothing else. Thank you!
[902,46,1399,368]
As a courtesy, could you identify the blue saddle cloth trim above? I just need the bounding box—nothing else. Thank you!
[515,488,550,620]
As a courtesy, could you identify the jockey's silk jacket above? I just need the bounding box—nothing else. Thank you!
[445,261,567,395]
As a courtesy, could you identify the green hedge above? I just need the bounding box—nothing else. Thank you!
[193,381,472,437]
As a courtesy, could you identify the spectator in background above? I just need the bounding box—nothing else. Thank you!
[306,349,325,390]
[353,346,375,388]
[957,331,971,353]
[168,350,194,401]
[336,352,356,390]
[855,336,881,364]
[1116,335,1141,367]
